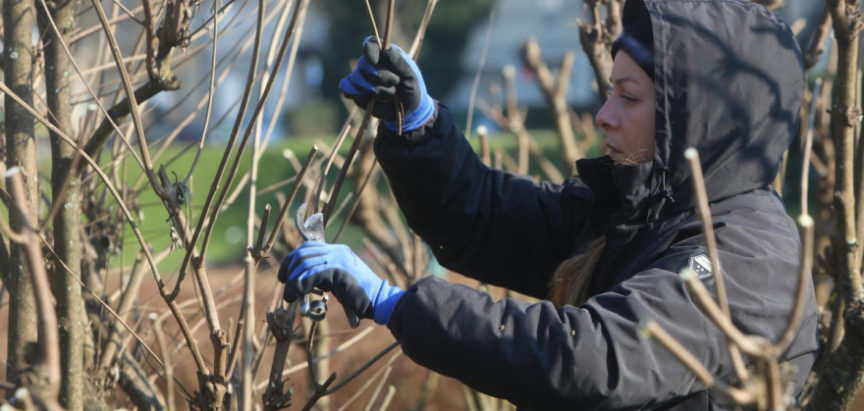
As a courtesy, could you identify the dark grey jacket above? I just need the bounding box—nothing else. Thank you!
[373,0,818,409]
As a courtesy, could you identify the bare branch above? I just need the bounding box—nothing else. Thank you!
[363,366,393,411]
[640,320,755,405]
[364,0,383,49]
[182,0,222,184]
[770,215,815,355]
[321,343,400,396]
[337,363,392,411]
[334,162,380,243]
[522,39,581,174]
[240,254,257,410]
[408,0,439,59]
[802,80,824,216]
[323,101,376,225]
[176,0,270,287]
[804,5,831,70]
[478,126,491,165]
[378,385,397,411]
[684,148,750,380]
[262,303,298,410]
[68,5,144,43]
[5,168,62,395]
[43,237,165,371]
[152,316,175,411]
[88,0,161,188]
[464,6,495,137]
[0,81,209,375]
[578,0,619,101]
[259,324,376,391]
[260,0,312,151]
[262,146,320,257]
[679,269,765,356]
[315,123,354,213]
[749,0,784,11]
[827,0,864,300]
[383,0,395,47]
[198,0,309,260]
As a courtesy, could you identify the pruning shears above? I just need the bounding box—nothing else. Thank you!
[295,203,361,327]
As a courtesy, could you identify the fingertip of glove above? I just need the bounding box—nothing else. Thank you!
[386,42,407,55]
[277,257,291,283]
[380,47,401,65]
[281,290,299,303]
[363,39,381,65]
[282,277,309,302]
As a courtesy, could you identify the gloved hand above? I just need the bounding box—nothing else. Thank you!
[338,37,435,133]
[279,241,405,325]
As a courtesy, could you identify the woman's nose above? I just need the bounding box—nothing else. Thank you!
[595,99,617,131]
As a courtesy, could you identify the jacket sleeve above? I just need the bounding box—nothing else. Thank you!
[387,251,723,410]
[387,200,820,410]
[373,103,600,298]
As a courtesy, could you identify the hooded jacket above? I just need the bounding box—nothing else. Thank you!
[372,0,818,409]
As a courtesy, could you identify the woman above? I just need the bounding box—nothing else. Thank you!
[279,0,818,409]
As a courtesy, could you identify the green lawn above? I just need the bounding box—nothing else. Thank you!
[101,129,600,275]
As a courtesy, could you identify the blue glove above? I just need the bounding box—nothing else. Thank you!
[279,241,405,325]
[339,37,435,133]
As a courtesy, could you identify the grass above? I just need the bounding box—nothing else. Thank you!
[113,134,347,275]
[26,128,598,276]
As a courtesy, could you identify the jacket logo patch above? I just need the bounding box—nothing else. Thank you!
[688,254,712,280]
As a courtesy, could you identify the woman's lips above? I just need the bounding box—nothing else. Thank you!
[606,144,626,163]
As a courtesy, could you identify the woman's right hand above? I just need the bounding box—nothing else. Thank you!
[338,37,435,133]
[279,241,405,325]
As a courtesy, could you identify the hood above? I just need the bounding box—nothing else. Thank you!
[580,0,804,219]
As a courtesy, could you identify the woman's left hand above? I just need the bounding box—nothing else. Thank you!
[279,241,405,325]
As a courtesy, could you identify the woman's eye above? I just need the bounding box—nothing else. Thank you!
[607,90,637,102]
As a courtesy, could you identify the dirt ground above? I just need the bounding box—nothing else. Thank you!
[1,264,863,409]
[0,263,470,410]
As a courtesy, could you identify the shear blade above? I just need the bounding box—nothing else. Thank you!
[295,202,325,242]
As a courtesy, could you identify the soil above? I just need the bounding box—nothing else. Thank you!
[0,263,471,410]
[1,264,860,410]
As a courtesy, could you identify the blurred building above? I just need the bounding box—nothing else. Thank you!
[444,0,825,121]
[445,0,597,113]
[147,0,826,140]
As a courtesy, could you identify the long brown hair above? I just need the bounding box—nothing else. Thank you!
[549,236,607,307]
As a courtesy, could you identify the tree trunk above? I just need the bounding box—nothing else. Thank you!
[3,0,40,387]
[118,350,165,410]
[805,1,864,410]
[37,0,85,408]
[806,302,864,411]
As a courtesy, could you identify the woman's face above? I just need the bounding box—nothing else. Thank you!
[595,51,656,164]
